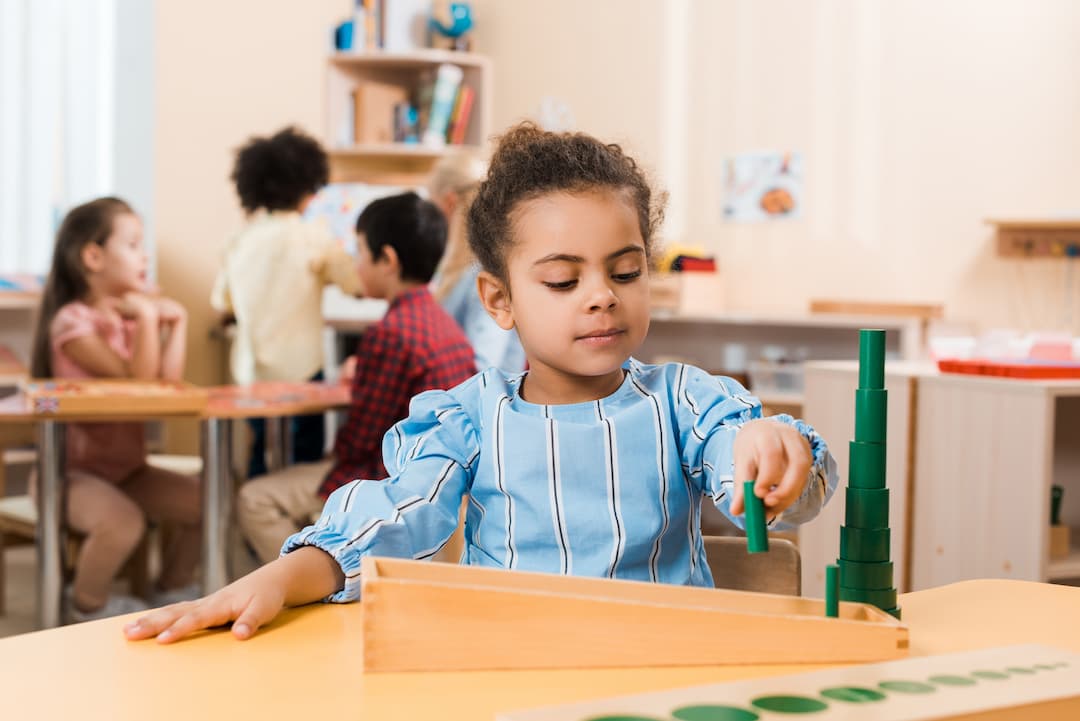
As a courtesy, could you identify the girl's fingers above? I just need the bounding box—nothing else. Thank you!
[766,432,813,511]
[153,599,236,644]
[731,452,758,516]
[231,594,281,640]
[123,604,191,640]
[752,432,785,506]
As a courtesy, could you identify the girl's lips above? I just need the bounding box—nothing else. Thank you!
[577,329,626,346]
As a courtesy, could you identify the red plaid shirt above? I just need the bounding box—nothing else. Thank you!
[319,286,477,497]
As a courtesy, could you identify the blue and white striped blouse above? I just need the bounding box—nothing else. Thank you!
[283,359,839,602]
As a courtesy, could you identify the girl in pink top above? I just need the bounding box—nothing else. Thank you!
[30,197,202,622]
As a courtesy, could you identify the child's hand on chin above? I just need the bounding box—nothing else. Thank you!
[729,419,812,516]
[123,570,286,644]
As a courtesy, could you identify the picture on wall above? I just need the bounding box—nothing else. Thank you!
[722,151,803,222]
[303,183,409,255]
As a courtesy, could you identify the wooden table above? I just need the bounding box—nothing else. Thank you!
[0,381,349,628]
[0,579,1075,719]
[199,381,350,592]
[0,387,205,629]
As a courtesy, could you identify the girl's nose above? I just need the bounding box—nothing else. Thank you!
[587,283,619,312]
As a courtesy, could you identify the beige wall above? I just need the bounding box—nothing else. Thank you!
[155,1,345,451]
[153,0,1080,445]
[475,0,1080,333]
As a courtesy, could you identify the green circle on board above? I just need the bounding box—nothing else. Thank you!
[750,695,829,713]
[585,716,666,721]
[878,681,936,694]
[1006,667,1036,675]
[671,705,760,721]
[820,687,886,703]
[971,670,1009,681]
[1034,664,1058,671]
[928,675,977,687]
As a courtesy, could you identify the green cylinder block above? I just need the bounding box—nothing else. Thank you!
[858,329,886,390]
[845,487,890,528]
[743,480,768,553]
[838,558,895,589]
[848,440,886,489]
[839,585,898,610]
[855,389,888,443]
[839,526,890,562]
[825,564,839,618]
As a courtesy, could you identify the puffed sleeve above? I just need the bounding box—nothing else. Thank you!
[282,377,482,602]
[675,365,838,531]
[50,303,98,351]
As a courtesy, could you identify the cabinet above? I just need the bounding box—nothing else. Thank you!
[800,361,1080,597]
[325,50,492,186]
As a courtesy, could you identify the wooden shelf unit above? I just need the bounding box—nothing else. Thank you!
[325,50,492,185]
[988,218,1080,258]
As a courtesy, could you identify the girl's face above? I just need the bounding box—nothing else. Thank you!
[88,212,148,294]
[483,190,650,399]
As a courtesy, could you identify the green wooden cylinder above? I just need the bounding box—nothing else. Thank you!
[859,329,886,390]
[743,480,768,553]
[825,564,839,617]
[855,389,887,443]
[848,440,886,489]
[838,558,894,589]
[839,526,890,562]
[845,487,890,528]
[839,585,898,610]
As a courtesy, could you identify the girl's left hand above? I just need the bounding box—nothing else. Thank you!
[729,419,812,517]
[154,297,187,324]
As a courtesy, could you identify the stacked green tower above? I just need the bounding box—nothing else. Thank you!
[837,329,901,620]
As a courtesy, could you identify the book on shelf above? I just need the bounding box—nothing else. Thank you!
[420,63,463,147]
[354,81,409,144]
[446,84,474,145]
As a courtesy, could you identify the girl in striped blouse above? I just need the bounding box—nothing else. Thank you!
[127,123,839,644]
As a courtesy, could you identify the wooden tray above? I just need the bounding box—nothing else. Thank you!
[360,557,909,673]
[22,379,208,416]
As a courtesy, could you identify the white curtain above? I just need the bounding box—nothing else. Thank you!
[0,0,117,276]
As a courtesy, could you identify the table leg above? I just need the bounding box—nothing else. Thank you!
[265,416,289,471]
[200,417,233,593]
[35,420,64,629]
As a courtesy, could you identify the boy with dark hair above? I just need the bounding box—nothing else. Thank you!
[211,126,362,477]
[236,192,477,565]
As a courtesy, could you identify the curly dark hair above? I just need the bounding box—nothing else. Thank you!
[231,126,329,213]
[467,122,665,284]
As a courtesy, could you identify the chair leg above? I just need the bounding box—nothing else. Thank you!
[125,536,152,600]
[0,531,7,617]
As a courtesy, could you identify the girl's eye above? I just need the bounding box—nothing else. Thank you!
[612,270,642,282]
[542,280,577,291]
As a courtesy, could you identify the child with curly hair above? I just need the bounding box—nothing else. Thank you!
[128,123,838,643]
[211,126,362,476]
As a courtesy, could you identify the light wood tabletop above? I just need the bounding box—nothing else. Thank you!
[0,578,1076,720]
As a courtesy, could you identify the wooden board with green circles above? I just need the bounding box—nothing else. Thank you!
[497,645,1080,721]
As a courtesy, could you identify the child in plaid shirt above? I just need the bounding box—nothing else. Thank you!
[236,192,476,564]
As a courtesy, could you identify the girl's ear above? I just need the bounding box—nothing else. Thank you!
[80,243,104,274]
[477,271,515,330]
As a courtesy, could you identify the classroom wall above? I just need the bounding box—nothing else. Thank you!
[154,0,344,452]
[474,0,1080,334]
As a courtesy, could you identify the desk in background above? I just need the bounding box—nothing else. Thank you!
[0,381,350,629]
[0,579,1075,720]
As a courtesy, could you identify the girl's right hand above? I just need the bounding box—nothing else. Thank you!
[108,292,159,321]
[124,570,286,643]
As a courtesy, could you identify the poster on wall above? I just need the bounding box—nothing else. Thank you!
[722,151,803,222]
[303,183,409,255]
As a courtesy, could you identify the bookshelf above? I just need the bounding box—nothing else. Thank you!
[325,50,492,185]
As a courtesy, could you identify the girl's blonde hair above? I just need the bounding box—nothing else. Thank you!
[428,151,487,301]
[30,197,135,377]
